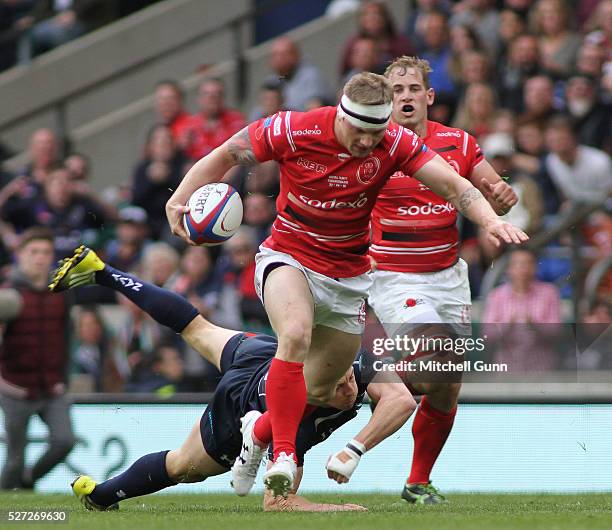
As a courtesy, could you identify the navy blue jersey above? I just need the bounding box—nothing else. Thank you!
[202,332,376,468]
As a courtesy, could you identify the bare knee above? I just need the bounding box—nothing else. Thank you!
[165,449,206,484]
[277,324,311,362]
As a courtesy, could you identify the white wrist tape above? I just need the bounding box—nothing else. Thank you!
[326,439,366,480]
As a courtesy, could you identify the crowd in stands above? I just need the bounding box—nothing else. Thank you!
[1,0,611,392]
[0,0,163,71]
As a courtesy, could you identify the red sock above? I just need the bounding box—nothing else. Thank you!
[265,358,307,462]
[408,396,457,484]
[254,406,317,446]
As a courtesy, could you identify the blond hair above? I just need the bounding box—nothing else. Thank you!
[343,72,392,105]
[384,56,433,89]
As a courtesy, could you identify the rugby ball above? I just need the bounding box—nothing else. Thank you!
[183,183,243,245]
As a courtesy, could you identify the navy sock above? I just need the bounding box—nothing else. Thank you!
[95,265,198,333]
[89,450,176,507]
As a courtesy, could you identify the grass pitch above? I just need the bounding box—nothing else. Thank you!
[0,492,611,530]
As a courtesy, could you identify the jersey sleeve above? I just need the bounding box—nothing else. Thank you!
[247,112,291,163]
[466,133,484,173]
[396,129,436,176]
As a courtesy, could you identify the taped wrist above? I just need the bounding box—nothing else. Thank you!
[345,439,366,458]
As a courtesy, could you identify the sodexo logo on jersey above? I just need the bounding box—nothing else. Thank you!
[299,192,368,210]
[293,125,322,136]
[397,202,455,216]
[436,131,462,138]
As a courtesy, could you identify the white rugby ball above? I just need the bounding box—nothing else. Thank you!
[183,183,243,245]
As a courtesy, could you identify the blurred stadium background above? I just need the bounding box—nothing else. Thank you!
[0,0,611,494]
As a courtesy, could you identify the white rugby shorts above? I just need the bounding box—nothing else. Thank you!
[369,258,472,337]
[255,246,371,335]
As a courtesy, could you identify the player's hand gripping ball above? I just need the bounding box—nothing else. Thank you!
[183,183,243,245]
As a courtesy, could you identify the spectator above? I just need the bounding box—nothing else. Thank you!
[477,133,544,262]
[0,0,35,70]
[220,226,269,332]
[451,0,501,58]
[267,36,331,111]
[1,167,108,258]
[513,119,561,215]
[64,152,89,181]
[418,10,456,97]
[531,0,581,77]
[585,0,612,51]
[448,23,483,83]
[0,227,75,489]
[104,206,150,273]
[113,292,165,387]
[564,75,612,153]
[132,124,186,239]
[519,74,556,127]
[491,108,516,136]
[458,49,491,86]
[486,133,544,235]
[125,344,185,395]
[243,192,275,244]
[340,36,383,86]
[544,114,612,205]
[165,246,225,391]
[140,241,180,287]
[576,41,607,78]
[482,249,562,371]
[406,0,452,52]
[21,127,60,188]
[71,306,121,393]
[16,0,118,62]
[452,82,497,137]
[340,1,414,77]
[153,80,191,143]
[166,246,221,319]
[497,34,541,112]
[180,78,245,161]
[497,8,528,60]
[247,81,285,122]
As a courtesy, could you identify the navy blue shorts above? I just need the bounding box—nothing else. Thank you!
[199,332,276,469]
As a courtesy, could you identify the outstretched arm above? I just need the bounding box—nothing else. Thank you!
[165,127,259,244]
[413,155,528,248]
[326,376,416,484]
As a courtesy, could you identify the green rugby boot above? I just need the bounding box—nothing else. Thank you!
[401,482,448,505]
[71,475,118,511]
[49,245,104,292]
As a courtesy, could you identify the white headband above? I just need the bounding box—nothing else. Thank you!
[337,94,392,129]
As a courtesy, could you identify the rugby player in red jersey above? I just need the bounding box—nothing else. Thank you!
[368,56,519,504]
[165,72,527,498]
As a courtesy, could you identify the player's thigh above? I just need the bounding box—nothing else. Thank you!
[263,265,315,361]
[166,421,227,483]
[304,325,361,402]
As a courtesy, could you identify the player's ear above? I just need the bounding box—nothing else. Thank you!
[427,88,435,106]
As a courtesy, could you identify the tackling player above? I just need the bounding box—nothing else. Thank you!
[368,56,519,504]
[165,71,527,497]
[50,246,415,512]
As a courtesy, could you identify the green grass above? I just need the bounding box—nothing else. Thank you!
[0,493,611,530]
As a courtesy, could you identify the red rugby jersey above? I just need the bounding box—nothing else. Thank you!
[247,107,435,277]
[370,120,484,273]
